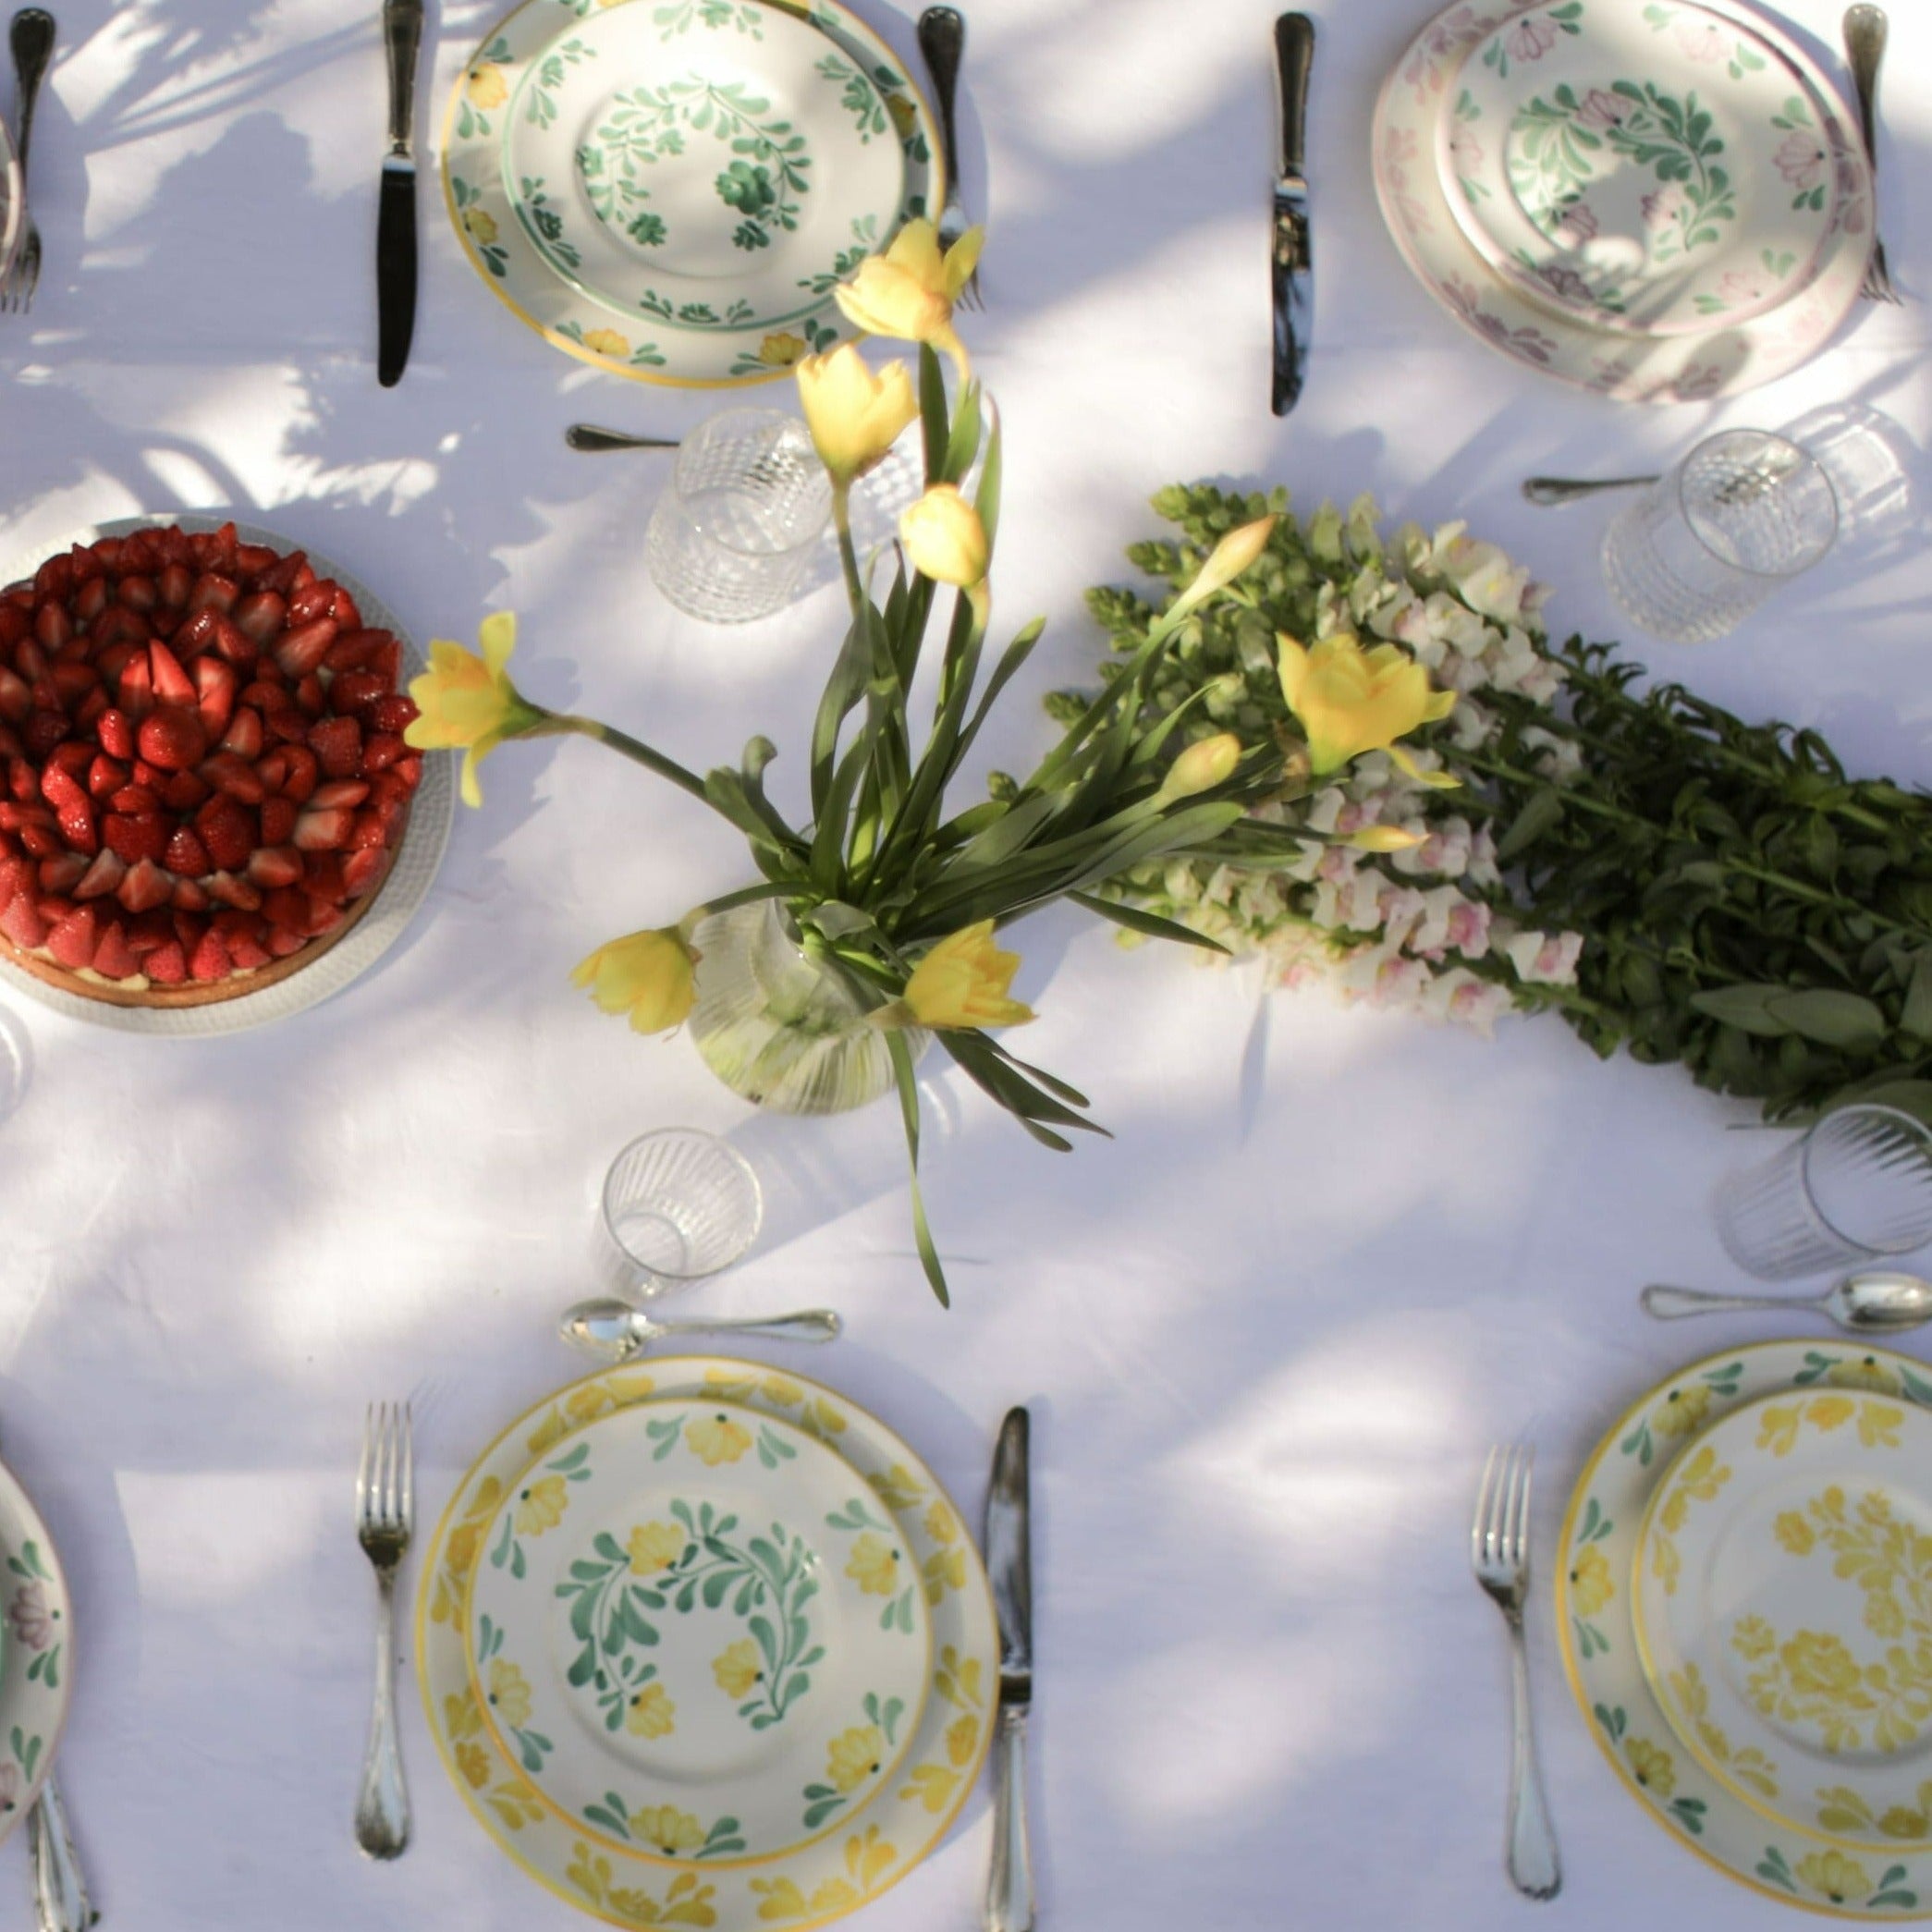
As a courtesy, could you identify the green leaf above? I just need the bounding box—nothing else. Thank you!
[887,1032,948,1306]
[1068,890,1231,953]
[1498,786,1564,859]
[918,343,948,485]
[1902,953,1932,1040]
[1686,984,1793,1038]
[1764,988,1886,1052]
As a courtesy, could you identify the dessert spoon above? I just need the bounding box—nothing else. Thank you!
[564,423,681,453]
[1522,473,1659,507]
[559,1299,842,1361]
[1640,1268,1932,1333]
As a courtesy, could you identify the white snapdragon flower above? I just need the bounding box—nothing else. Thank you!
[1466,825,1502,890]
[1421,968,1514,1036]
[1504,929,1584,985]
[1376,885,1429,949]
[1521,726,1585,782]
[1444,536,1532,624]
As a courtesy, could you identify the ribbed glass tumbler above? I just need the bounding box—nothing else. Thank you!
[599,1128,764,1299]
[1715,1104,1932,1281]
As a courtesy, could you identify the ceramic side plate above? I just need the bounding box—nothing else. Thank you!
[444,0,939,387]
[0,1462,72,1848]
[1440,0,1840,336]
[1559,1342,1932,1917]
[465,1397,932,1867]
[419,1359,997,1931]
[1373,0,1872,401]
[1634,1387,1932,1853]
[502,0,904,335]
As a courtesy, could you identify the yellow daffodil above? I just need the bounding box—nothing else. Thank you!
[571,926,700,1034]
[1159,517,1277,630]
[628,1807,705,1857]
[1276,630,1455,776]
[627,1521,685,1575]
[834,217,983,376]
[899,483,989,588]
[1347,825,1426,853]
[896,921,1033,1031]
[405,612,544,807]
[713,1639,762,1698]
[1155,732,1241,805]
[795,345,918,493]
[624,1683,676,1740]
[825,1725,886,1792]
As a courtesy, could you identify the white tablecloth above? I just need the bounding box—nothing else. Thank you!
[1,0,1929,1923]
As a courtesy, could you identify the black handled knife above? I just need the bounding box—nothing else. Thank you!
[1270,13,1314,417]
[376,0,424,387]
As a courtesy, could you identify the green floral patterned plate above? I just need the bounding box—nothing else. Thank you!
[465,1396,932,1867]
[444,0,937,386]
[1440,0,1840,336]
[420,1359,996,1930]
[502,0,903,336]
[1633,1388,1932,1854]
[0,1461,73,1844]
[1559,1341,1932,1916]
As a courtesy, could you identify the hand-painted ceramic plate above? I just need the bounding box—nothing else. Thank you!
[0,119,19,286]
[445,0,939,387]
[464,1397,932,1867]
[1374,0,1872,401]
[502,1,904,336]
[0,516,455,1038]
[1438,0,1841,336]
[1633,1388,1932,1853]
[0,1462,73,1848]
[420,1359,996,1930]
[1559,1342,1932,1916]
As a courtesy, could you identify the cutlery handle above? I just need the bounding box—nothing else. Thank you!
[1641,1283,1801,1320]
[9,9,55,183]
[382,1,423,156]
[917,8,966,195]
[30,1779,96,1932]
[1274,13,1314,179]
[1522,473,1660,507]
[650,1310,844,1343]
[565,424,684,453]
[1504,1622,1561,1901]
[354,1570,410,1860]
[1844,6,1887,167]
[984,1704,1034,1932]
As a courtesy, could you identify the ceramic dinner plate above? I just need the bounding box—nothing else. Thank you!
[465,1397,932,1866]
[444,0,940,387]
[420,1359,997,1931]
[502,1,905,336]
[1374,0,1872,401]
[0,1461,73,1848]
[1634,1388,1932,1853]
[1559,1342,1932,1916]
[1441,0,1840,336]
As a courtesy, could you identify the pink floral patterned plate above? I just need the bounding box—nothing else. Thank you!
[0,1459,72,1847]
[1437,0,1843,337]
[1374,0,1872,401]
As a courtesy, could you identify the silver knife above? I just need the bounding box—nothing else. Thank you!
[1270,13,1314,417]
[984,1408,1033,1932]
[376,0,424,387]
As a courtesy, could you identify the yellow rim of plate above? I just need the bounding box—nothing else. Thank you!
[1629,1384,1932,1855]
[438,0,945,390]
[1557,1339,1932,1918]
[416,1356,997,1932]
[458,1391,936,1870]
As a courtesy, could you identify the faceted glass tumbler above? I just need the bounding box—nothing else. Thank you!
[1715,1104,1932,1281]
[1601,429,1838,643]
[645,410,831,623]
[599,1129,764,1298]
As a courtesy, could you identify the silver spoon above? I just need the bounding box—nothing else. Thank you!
[1522,473,1660,507]
[565,423,681,453]
[560,1299,842,1362]
[1641,1269,1932,1333]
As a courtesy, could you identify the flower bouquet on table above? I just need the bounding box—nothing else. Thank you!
[408,225,1462,1302]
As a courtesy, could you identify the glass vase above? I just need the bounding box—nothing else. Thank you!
[687,898,925,1115]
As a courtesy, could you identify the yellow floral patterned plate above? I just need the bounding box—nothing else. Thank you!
[443,0,938,387]
[1559,1341,1932,1917]
[463,1396,932,1867]
[1632,1387,1932,1853]
[420,1358,996,1930]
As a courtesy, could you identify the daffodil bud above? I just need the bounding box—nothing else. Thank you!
[1161,516,1278,628]
[1156,732,1241,804]
[1347,825,1427,853]
[834,217,983,377]
[795,345,918,488]
[899,483,989,587]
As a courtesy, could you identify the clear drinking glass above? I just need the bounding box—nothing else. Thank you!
[1601,429,1839,643]
[1779,402,1918,551]
[1715,1104,1932,1280]
[645,410,831,623]
[598,1129,764,1299]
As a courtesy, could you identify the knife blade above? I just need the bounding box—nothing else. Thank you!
[1270,12,1315,417]
[984,1407,1033,1932]
[376,0,424,388]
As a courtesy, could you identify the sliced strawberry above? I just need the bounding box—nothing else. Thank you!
[331,586,363,630]
[136,707,208,773]
[148,641,196,706]
[0,726,20,761]
[0,667,31,723]
[233,590,286,644]
[247,844,302,889]
[287,581,336,628]
[116,856,172,914]
[219,707,263,760]
[73,850,127,900]
[15,820,59,858]
[173,609,221,656]
[302,895,345,937]
[72,577,108,625]
[50,662,99,708]
[95,610,152,654]
[0,892,48,949]
[23,711,66,760]
[116,573,157,613]
[264,923,307,959]
[161,770,210,813]
[293,673,325,719]
[103,812,168,865]
[234,542,278,576]
[33,602,72,653]
[208,617,254,667]
[169,876,210,912]
[163,826,211,878]
[307,715,361,779]
[186,571,239,617]
[347,807,393,851]
[198,751,266,805]
[255,551,310,596]
[224,926,271,972]
[157,562,191,610]
[264,705,310,746]
[368,693,419,734]
[14,639,47,682]
[311,779,369,810]
[55,798,96,857]
[239,678,287,714]
[74,687,109,733]
[193,658,237,738]
[31,555,71,603]
[205,871,262,911]
[124,908,173,955]
[44,905,97,972]
[302,852,345,899]
[85,753,128,801]
[274,619,337,680]
[194,796,255,872]
[90,919,139,981]
[343,846,387,895]
[263,887,307,932]
[107,784,160,815]
[257,795,297,846]
[293,806,350,851]
[37,852,86,896]
[116,653,154,720]
[95,706,135,760]
[0,853,28,911]
[39,762,86,813]
[144,937,187,984]
[0,605,24,650]
[330,670,388,721]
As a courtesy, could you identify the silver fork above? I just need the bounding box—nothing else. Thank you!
[916,7,983,311]
[1844,6,1900,305]
[1471,1444,1561,1901]
[354,1401,413,1861]
[1,10,53,316]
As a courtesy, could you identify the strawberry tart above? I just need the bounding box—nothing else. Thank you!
[0,520,427,1007]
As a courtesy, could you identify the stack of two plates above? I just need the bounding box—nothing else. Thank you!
[420,1358,996,1930]
[1373,0,1874,401]
[1559,1341,1932,1917]
[0,1459,73,1845]
[443,0,941,388]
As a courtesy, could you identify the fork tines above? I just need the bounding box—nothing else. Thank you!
[356,1400,414,1551]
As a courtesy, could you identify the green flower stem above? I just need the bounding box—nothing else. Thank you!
[532,714,714,810]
